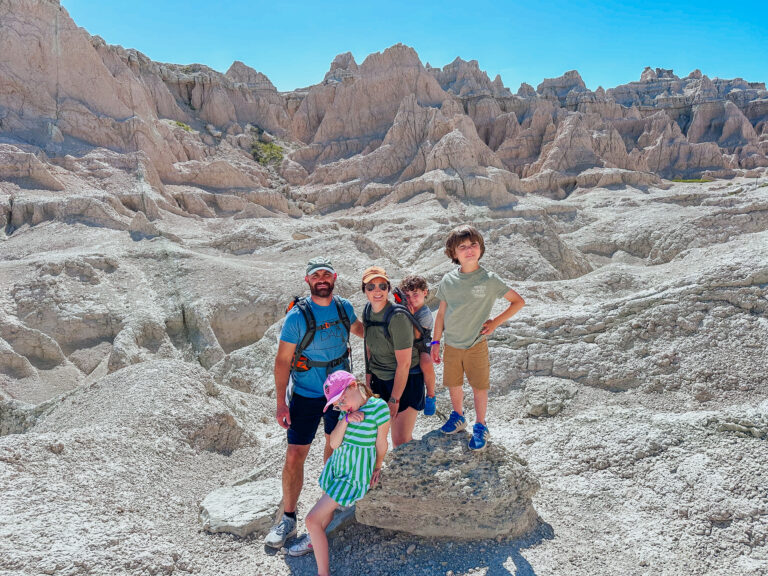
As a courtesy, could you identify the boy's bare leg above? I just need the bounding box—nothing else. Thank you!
[420,352,436,397]
[473,388,488,425]
[448,385,464,415]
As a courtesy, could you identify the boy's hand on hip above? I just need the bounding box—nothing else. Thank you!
[480,319,497,335]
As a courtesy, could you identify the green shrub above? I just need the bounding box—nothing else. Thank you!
[173,120,192,133]
[251,141,283,166]
[671,178,711,183]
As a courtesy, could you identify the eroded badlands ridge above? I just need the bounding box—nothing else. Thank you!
[2,0,768,228]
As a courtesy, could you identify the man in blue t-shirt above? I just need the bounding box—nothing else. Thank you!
[265,257,364,549]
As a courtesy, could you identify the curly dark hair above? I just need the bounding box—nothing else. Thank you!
[399,274,428,293]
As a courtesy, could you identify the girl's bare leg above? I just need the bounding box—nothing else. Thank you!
[305,493,338,576]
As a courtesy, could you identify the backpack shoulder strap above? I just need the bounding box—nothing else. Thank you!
[294,297,316,358]
[362,302,372,374]
[333,296,351,341]
[362,302,374,327]
[385,303,420,327]
[385,303,429,341]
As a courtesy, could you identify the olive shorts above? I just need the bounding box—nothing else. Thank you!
[442,339,490,391]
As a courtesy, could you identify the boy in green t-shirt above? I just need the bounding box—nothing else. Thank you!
[431,225,525,451]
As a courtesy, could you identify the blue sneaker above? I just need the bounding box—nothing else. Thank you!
[424,395,436,416]
[440,411,467,434]
[468,422,489,451]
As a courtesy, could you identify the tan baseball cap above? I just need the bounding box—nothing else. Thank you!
[362,266,389,284]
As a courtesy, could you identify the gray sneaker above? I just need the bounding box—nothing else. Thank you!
[288,533,314,556]
[264,514,297,548]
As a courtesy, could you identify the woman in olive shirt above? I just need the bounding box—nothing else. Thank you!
[361,266,425,447]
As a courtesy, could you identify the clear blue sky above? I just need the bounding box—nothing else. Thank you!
[61,0,768,93]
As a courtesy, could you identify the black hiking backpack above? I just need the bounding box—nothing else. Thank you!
[362,291,432,374]
[285,295,352,375]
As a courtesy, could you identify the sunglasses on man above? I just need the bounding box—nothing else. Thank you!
[365,282,389,292]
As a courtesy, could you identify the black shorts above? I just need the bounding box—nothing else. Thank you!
[287,392,339,445]
[370,371,425,413]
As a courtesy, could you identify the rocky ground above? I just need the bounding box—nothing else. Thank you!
[1,2,767,574]
[2,175,767,576]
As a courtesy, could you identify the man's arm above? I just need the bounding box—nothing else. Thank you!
[349,319,364,339]
[480,289,525,336]
[274,340,297,429]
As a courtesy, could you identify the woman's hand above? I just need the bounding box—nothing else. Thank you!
[387,398,399,421]
[346,410,365,423]
[370,467,382,488]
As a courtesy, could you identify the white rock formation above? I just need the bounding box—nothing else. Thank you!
[200,478,282,537]
[0,3,767,575]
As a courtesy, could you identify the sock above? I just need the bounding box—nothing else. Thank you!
[284,511,297,520]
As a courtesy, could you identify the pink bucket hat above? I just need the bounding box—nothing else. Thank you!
[323,370,356,412]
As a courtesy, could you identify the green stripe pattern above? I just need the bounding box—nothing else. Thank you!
[319,397,390,506]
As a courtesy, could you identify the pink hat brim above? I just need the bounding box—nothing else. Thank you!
[323,391,345,412]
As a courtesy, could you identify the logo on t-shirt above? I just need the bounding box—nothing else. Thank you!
[316,320,344,348]
[471,285,487,299]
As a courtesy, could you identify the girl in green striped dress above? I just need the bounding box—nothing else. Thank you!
[305,370,390,576]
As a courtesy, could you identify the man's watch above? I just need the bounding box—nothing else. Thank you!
[388,397,399,405]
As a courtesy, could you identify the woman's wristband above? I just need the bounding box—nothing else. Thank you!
[430,340,440,346]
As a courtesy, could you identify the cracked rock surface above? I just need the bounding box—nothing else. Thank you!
[1,175,767,575]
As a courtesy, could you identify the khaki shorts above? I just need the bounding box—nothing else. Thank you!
[442,339,490,391]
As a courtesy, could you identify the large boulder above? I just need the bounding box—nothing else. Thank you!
[199,476,357,538]
[199,478,282,537]
[356,431,540,539]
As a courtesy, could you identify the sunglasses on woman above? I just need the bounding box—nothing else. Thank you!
[365,282,389,292]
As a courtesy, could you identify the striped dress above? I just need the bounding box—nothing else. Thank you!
[319,397,390,506]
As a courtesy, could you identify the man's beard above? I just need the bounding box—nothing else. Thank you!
[309,280,334,297]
